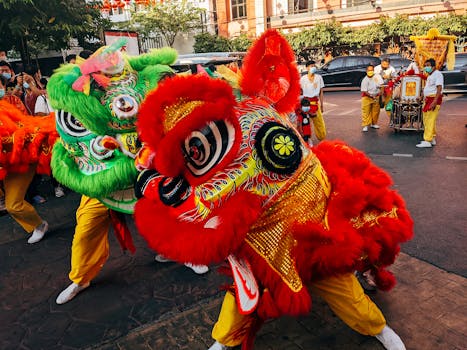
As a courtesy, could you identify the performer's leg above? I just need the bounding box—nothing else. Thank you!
[361,97,372,128]
[312,108,326,141]
[69,195,111,285]
[210,290,254,348]
[56,195,110,304]
[422,106,440,142]
[371,100,381,126]
[311,273,386,335]
[4,165,44,233]
[311,274,406,350]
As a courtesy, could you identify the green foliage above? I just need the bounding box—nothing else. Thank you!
[193,33,231,53]
[284,14,466,55]
[0,0,107,61]
[129,1,204,47]
[230,34,252,52]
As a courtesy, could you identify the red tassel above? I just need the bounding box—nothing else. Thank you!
[109,209,136,253]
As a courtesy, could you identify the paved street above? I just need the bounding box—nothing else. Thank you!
[0,91,466,350]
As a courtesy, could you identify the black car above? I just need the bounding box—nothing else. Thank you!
[442,52,467,93]
[316,55,381,87]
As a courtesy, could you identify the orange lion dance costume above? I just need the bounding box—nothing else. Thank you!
[0,100,57,179]
[134,30,413,349]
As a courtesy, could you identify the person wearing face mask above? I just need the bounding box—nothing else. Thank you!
[0,70,28,114]
[0,75,49,244]
[295,98,313,147]
[374,58,396,117]
[0,60,24,101]
[360,65,384,132]
[416,58,444,148]
[299,60,326,142]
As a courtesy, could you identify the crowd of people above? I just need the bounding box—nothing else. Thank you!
[292,53,443,149]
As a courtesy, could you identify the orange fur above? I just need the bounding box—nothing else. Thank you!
[0,100,58,179]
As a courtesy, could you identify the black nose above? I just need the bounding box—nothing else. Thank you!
[159,175,192,207]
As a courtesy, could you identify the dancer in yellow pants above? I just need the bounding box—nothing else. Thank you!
[56,196,111,304]
[416,58,443,148]
[2,164,48,243]
[360,64,384,132]
[210,273,405,350]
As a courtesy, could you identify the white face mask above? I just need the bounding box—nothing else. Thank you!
[309,67,317,74]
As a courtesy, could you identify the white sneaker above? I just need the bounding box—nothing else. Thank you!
[362,126,369,132]
[28,221,48,244]
[431,138,436,146]
[185,263,209,274]
[54,186,65,198]
[416,141,432,148]
[56,282,90,305]
[155,254,171,263]
[208,341,231,350]
[375,325,406,350]
[371,124,380,129]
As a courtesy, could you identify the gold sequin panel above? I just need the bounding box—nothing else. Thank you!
[246,152,330,292]
[163,99,204,134]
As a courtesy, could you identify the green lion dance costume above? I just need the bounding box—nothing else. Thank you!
[47,40,177,305]
[48,39,176,214]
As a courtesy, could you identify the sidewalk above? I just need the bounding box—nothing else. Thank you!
[0,188,466,350]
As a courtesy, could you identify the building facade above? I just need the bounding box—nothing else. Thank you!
[214,0,466,39]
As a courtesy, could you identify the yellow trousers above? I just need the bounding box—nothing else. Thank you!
[312,107,326,141]
[69,195,111,285]
[361,96,380,127]
[422,105,440,142]
[212,273,386,346]
[3,165,43,233]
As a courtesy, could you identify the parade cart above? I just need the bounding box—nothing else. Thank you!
[389,75,424,131]
[388,28,457,132]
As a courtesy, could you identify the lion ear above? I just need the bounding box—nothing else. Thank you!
[239,29,300,113]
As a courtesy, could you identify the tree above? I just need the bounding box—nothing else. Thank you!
[193,33,231,53]
[0,0,108,64]
[129,0,205,47]
[230,34,253,52]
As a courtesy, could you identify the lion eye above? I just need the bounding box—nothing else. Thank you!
[182,120,235,177]
[111,95,138,119]
[55,110,91,138]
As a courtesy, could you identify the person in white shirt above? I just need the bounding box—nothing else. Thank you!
[360,64,384,131]
[374,58,396,83]
[299,60,326,141]
[416,58,444,148]
[375,58,397,117]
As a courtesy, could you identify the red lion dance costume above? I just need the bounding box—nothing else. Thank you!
[134,30,413,350]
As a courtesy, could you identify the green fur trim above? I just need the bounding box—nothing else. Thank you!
[47,65,111,135]
[51,142,138,198]
[128,47,178,71]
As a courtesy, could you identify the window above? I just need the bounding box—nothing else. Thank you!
[288,0,309,14]
[327,58,344,70]
[231,0,246,20]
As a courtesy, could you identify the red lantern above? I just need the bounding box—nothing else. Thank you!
[101,0,111,13]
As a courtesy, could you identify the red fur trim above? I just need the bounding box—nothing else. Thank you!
[138,75,240,183]
[134,190,263,265]
[373,268,396,291]
[240,29,300,114]
[0,101,58,178]
[307,141,413,290]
